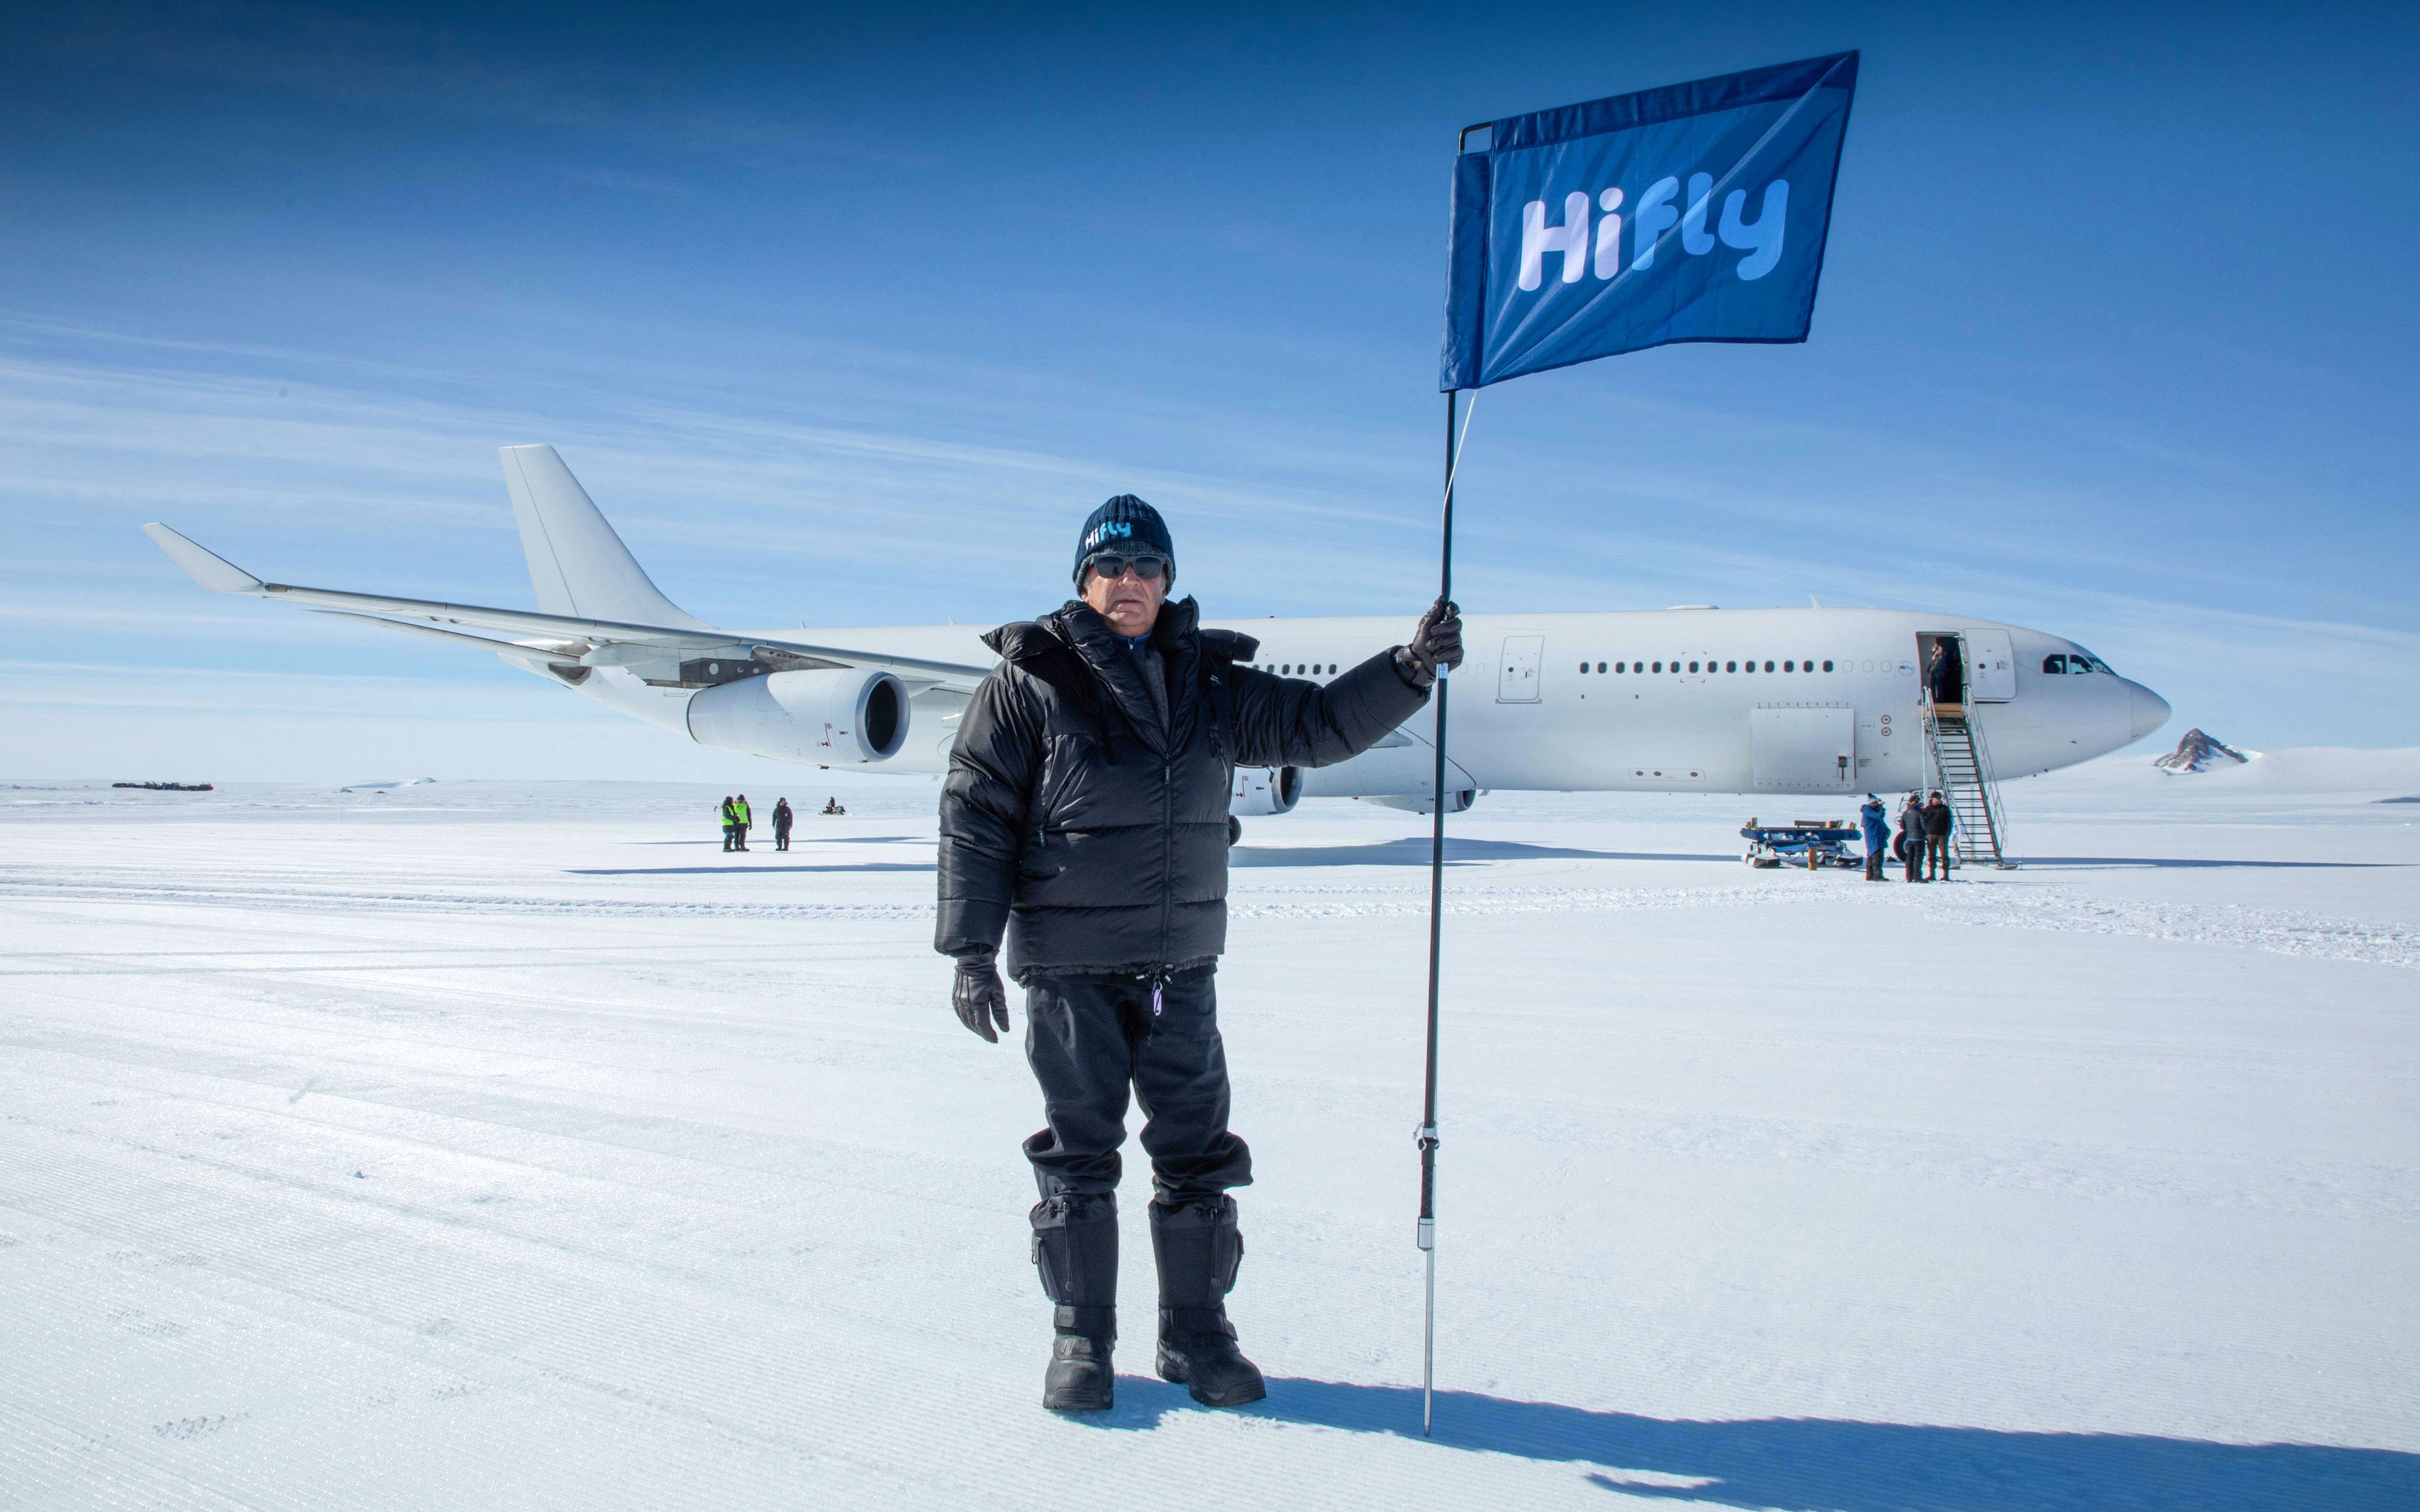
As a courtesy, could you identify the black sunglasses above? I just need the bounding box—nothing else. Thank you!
[1085,554,1167,581]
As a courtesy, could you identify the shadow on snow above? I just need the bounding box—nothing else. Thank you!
[631,835,919,847]
[564,862,935,876]
[1078,1378,2416,1511]
[2016,857,2411,871]
[1231,837,1729,867]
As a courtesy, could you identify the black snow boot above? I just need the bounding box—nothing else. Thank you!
[1031,1193,1118,1412]
[1150,1195,1265,1407]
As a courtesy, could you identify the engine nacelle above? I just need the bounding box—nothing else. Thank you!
[1358,789,1478,815]
[685,669,909,766]
[1229,766,1301,817]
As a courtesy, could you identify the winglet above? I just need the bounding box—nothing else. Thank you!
[142,524,265,593]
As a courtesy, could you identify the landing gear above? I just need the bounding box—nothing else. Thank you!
[1227,816,1243,846]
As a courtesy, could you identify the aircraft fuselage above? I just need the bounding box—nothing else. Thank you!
[574,605,2169,799]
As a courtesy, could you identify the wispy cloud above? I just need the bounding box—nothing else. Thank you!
[14,2,911,171]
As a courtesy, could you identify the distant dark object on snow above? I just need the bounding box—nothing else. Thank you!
[2153,729,2248,773]
[112,781,214,791]
[2379,795,2420,805]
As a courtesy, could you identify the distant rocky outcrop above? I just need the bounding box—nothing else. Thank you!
[2154,729,2248,773]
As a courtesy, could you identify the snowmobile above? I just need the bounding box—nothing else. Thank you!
[1740,819,1862,869]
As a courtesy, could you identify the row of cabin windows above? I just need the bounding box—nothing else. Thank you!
[1578,658,1834,675]
[1258,663,1337,676]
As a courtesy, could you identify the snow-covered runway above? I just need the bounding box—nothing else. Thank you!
[4,755,2415,1508]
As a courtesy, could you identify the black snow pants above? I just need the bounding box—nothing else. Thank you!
[1021,966,1252,1205]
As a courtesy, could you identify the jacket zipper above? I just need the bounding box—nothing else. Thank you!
[1151,652,1180,1005]
[1155,749,1173,998]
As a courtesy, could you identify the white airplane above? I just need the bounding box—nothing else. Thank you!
[144,445,2169,818]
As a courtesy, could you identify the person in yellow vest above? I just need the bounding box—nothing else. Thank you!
[719,795,737,852]
[732,794,752,850]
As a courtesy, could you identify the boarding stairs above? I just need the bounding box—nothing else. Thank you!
[1922,697,2011,867]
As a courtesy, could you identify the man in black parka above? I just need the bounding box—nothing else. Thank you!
[1922,790,1955,880]
[936,494,1463,1413]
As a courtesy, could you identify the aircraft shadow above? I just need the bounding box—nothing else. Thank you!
[1232,837,1729,867]
[1079,1378,2416,1511]
[564,862,935,876]
[632,836,917,847]
[2020,857,2410,871]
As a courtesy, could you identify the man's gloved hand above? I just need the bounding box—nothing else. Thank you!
[1394,596,1464,689]
[952,947,1011,1042]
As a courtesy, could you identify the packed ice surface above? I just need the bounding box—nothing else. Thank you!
[2,751,2416,1510]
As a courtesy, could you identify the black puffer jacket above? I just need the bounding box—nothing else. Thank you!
[936,596,1429,980]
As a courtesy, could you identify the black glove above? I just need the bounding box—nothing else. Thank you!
[952,947,1010,1043]
[1394,596,1464,689]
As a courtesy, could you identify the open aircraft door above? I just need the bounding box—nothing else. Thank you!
[1752,704,1856,790]
[1967,628,2015,702]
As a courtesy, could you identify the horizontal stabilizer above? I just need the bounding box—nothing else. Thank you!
[310,610,584,672]
[143,524,263,593]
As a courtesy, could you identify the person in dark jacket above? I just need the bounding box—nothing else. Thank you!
[1898,793,1924,882]
[1922,791,1955,879]
[1927,640,1962,709]
[1858,795,1888,881]
[719,795,736,852]
[936,493,1461,1415]
[772,798,793,851]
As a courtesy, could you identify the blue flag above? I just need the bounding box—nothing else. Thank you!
[1441,52,1858,391]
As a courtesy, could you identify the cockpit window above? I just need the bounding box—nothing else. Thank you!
[2047,650,2112,675]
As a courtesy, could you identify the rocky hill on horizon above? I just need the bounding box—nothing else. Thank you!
[2155,728,2251,773]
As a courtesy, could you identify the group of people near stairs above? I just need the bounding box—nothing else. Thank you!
[1859,791,1958,881]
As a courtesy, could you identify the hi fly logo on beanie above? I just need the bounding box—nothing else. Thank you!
[1084,520,1134,551]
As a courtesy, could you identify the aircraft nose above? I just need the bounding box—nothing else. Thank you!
[2128,681,2172,742]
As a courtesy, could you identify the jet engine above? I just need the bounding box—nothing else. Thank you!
[685,668,909,766]
[1229,766,1302,817]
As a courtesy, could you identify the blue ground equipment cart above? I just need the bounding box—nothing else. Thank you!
[1741,818,1863,869]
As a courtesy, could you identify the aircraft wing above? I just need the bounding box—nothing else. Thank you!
[142,523,994,690]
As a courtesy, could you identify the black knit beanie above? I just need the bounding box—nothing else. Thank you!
[1073,495,1175,586]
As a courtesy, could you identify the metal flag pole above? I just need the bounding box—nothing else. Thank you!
[1414,53,1856,1434]
[1419,376,1478,1437]
[1420,117,1493,1438]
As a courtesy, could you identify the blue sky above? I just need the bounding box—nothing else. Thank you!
[4,1,2415,781]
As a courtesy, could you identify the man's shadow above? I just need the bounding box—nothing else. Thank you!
[1078,1378,2414,1511]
